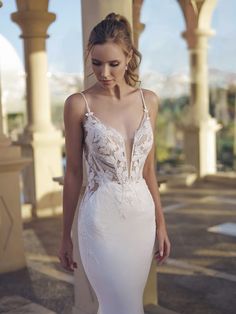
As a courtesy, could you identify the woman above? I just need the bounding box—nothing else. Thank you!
[58,12,171,314]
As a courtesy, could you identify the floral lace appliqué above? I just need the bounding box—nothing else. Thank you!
[82,110,153,202]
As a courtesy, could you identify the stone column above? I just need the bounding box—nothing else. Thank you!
[0,0,31,273]
[133,0,145,50]
[177,0,220,177]
[11,0,63,217]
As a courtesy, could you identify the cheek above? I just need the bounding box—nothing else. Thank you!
[92,66,99,75]
[113,66,125,77]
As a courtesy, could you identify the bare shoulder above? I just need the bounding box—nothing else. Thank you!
[64,92,86,112]
[64,92,87,122]
[141,88,160,115]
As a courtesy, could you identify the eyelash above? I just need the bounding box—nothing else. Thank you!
[92,63,119,67]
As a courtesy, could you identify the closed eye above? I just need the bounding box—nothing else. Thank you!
[92,62,119,67]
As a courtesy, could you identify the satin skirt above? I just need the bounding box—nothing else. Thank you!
[77,178,156,314]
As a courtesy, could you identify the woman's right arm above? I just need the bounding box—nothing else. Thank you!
[58,93,85,271]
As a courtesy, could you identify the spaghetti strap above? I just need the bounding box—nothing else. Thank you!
[79,92,91,113]
[139,88,148,113]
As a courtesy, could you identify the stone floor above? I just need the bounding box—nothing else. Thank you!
[0,180,236,314]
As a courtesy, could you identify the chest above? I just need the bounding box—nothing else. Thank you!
[83,112,153,177]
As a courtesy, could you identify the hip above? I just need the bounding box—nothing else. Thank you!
[81,178,154,209]
[78,178,155,225]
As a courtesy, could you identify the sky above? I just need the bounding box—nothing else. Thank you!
[0,0,236,77]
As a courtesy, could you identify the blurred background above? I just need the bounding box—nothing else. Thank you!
[1,0,236,172]
[0,1,235,314]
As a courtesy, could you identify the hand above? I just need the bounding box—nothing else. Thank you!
[154,223,171,265]
[58,236,77,272]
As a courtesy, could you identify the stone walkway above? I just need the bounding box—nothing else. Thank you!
[0,180,235,313]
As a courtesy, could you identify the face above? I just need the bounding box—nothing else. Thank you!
[90,41,132,89]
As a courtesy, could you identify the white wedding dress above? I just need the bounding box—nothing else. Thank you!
[77,88,157,314]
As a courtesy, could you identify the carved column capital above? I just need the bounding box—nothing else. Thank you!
[178,0,217,49]
[11,11,56,39]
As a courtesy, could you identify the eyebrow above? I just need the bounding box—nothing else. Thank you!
[91,58,120,63]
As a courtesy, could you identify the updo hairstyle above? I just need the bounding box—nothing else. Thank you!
[85,12,142,87]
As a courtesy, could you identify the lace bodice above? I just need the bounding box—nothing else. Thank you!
[80,88,153,201]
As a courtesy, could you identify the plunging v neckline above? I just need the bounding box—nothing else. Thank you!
[84,109,149,179]
[86,109,148,142]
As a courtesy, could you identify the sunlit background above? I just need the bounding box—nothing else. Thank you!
[1,1,236,314]
[0,0,236,170]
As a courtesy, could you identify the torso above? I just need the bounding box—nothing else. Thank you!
[80,87,149,141]
[79,87,152,176]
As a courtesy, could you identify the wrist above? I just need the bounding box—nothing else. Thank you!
[62,232,72,241]
[155,216,166,227]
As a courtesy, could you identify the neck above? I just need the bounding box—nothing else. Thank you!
[94,80,133,100]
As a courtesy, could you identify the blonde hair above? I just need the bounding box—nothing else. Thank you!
[85,12,142,87]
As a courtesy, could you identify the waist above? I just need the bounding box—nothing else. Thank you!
[87,176,146,188]
[87,176,147,199]
[84,177,150,208]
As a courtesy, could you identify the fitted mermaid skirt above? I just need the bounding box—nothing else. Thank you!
[77,88,156,314]
[78,179,156,314]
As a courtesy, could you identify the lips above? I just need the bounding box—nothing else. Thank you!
[101,79,113,84]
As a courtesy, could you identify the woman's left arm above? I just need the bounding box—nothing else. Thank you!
[143,89,171,265]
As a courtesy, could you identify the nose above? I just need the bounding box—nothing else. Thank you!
[101,64,110,79]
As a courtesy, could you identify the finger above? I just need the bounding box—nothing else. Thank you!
[64,258,73,272]
[163,239,171,258]
[66,254,76,272]
[155,253,164,264]
[67,253,76,268]
[156,253,165,261]
[62,260,73,272]
[157,241,171,264]
[58,253,73,272]
[158,238,164,257]
[157,253,167,264]
[60,255,69,270]
[155,249,167,263]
